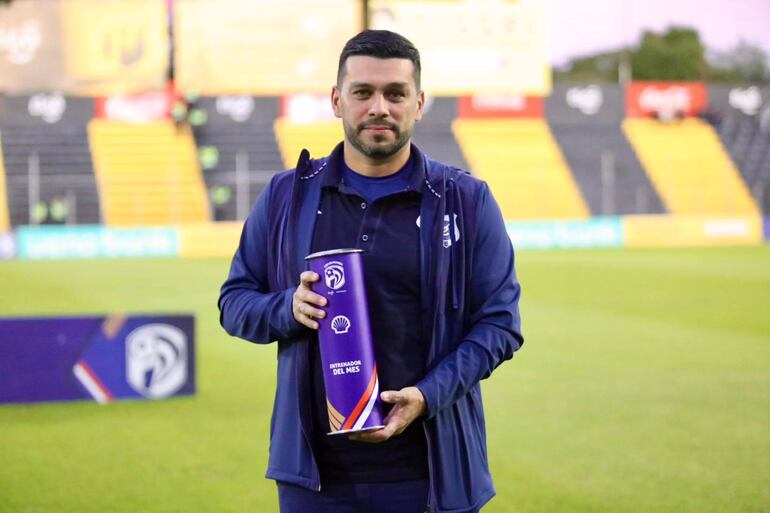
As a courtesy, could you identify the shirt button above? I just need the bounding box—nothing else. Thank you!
[361,202,367,209]
[361,234,369,242]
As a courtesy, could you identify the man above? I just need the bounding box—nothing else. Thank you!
[219,30,523,513]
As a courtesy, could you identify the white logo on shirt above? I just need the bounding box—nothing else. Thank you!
[416,214,461,248]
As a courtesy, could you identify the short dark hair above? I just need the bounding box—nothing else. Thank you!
[337,30,421,89]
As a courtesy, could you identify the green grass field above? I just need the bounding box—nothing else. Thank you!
[1,246,768,513]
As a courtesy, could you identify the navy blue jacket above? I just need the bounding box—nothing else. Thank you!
[219,144,523,513]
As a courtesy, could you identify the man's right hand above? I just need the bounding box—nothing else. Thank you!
[292,271,327,330]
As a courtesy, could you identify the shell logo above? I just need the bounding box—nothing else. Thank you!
[331,315,351,335]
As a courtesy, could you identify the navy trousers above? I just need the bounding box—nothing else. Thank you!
[277,479,430,513]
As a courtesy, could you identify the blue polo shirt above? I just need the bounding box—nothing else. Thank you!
[309,152,429,483]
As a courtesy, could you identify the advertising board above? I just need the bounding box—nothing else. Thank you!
[0,315,195,404]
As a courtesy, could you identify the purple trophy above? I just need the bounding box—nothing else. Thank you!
[305,248,384,435]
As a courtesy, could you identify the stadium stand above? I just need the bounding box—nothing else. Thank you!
[0,95,100,227]
[412,97,469,170]
[545,85,665,215]
[717,118,770,213]
[0,133,8,231]
[623,118,758,214]
[273,98,469,174]
[708,85,770,214]
[191,97,284,221]
[88,120,210,226]
[453,118,590,219]
[274,119,344,169]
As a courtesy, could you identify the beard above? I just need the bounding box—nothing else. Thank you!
[344,119,412,160]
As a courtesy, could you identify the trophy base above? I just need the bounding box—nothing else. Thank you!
[327,425,385,436]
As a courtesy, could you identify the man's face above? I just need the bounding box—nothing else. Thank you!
[332,56,424,161]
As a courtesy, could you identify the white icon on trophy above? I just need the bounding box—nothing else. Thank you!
[331,315,351,335]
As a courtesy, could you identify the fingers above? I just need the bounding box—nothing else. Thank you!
[381,387,426,415]
[348,388,427,444]
[348,422,396,444]
[297,272,326,306]
[293,272,327,330]
[380,390,404,404]
[299,270,320,286]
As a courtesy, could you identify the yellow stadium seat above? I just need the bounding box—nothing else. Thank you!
[623,118,758,215]
[274,119,343,168]
[88,120,211,226]
[0,133,9,231]
[452,119,589,220]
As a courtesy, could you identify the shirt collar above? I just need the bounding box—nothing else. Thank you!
[321,142,426,194]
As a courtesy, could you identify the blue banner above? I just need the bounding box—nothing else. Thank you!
[0,315,195,404]
[765,217,770,241]
[0,232,16,260]
[17,226,178,259]
[506,217,624,249]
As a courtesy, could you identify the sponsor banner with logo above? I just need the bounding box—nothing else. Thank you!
[0,315,195,404]
[58,0,168,95]
[0,94,94,126]
[505,218,624,249]
[17,226,178,259]
[626,81,707,119]
[94,90,173,123]
[458,95,543,118]
[197,96,280,126]
[0,0,168,95]
[174,0,360,95]
[706,85,770,119]
[0,232,16,260]
[623,215,763,247]
[369,0,550,95]
[177,222,242,258]
[280,94,338,124]
[545,84,624,125]
[0,0,66,93]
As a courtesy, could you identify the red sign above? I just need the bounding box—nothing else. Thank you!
[626,82,707,118]
[458,95,543,118]
[94,86,175,123]
[279,94,336,123]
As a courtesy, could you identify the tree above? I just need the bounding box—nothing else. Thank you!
[553,51,621,84]
[554,26,708,83]
[631,27,705,80]
[708,40,770,83]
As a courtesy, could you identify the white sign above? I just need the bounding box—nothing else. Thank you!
[28,93,66,123]
[566,85,603,115]
[216,95,255,122]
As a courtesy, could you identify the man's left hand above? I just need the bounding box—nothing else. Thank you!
[348,386,426,444]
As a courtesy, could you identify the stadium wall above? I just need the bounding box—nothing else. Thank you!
[506,218,623,249]
[17,226,178,259]
[623,215,763,247]
[5,214,766,261]
[13,224,242,260]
